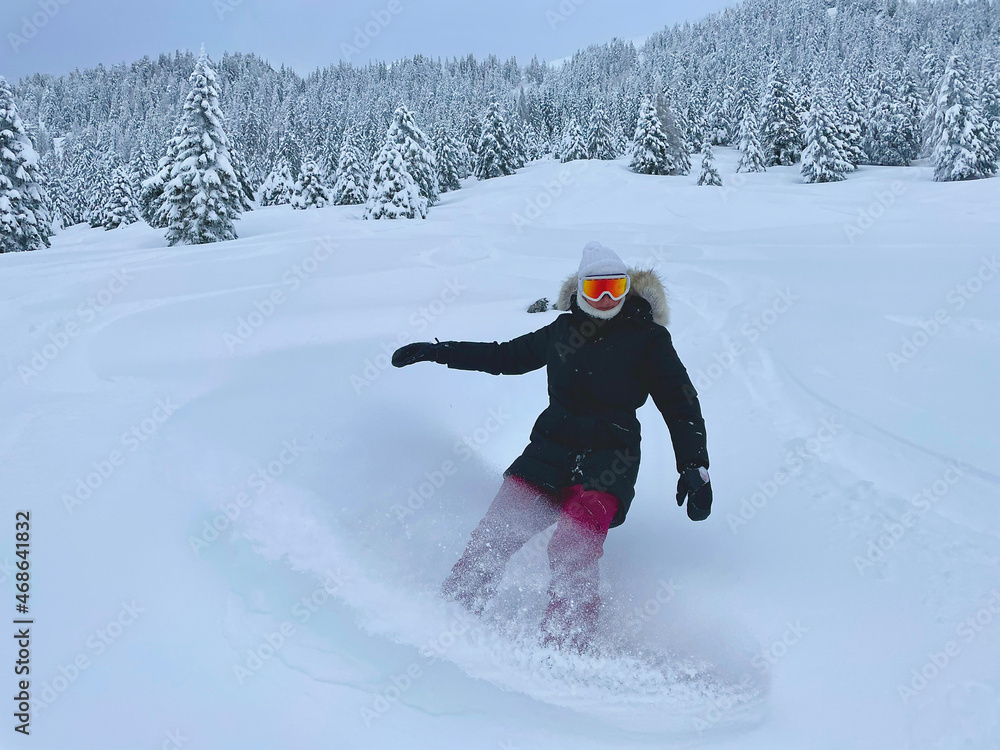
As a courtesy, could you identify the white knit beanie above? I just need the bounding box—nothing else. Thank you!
[578,241,628,279]
[576,242,629,320]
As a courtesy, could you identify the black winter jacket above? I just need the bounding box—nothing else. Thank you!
[435,276,708,528]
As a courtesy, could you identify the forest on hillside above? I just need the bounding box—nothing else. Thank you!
[2,0,998,250]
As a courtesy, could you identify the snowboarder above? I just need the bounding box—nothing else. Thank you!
[392,242,712,653]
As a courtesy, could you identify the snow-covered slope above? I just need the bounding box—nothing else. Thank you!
[2,151,998,749]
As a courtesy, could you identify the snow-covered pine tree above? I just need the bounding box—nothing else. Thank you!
[979,71,1000,167]
[140,130,179,227]
[332,137,368,205]
[673,103,692,155]
[155,52,244,245]
[929,55,997,182]
[735,63,760,130]
[363,141,427,220]
[920,45,943,99]
[455,136,474,178]
[705,96,731,146]
[386,106,438,206]
[898,73,925,163]
[129,150,157,197]
[291,158,332,208]
[37,153,62,234]
[837,77,867,169]
[61,137,93,225]
[101,166,140,229]
[462,111,481,164]
[737,105,766,173]
[697,143,723,186]
[685,100,708,153]
[587,108,616,160]
[318,130,340,184]
[228,140,256,212]
[655,91,692,175]
[508,116,528,169]
[277,109,304,180]
[433,126,464,194]
[0,76,51,253]
[522,126,542,164]
[762,69,801,166]
[88,153,117,228]
[612,120,628,158]
[49,158,73,229]
[864,72,915,166]
[475,101,516,180]
[259,159,294,206]
[801,90,853,184]
[560,118,588,162]
[276,134,302,182]
[630,97,674,175]
[796,59,816,118]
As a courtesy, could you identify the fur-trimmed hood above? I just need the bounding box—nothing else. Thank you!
[553,268,670,327]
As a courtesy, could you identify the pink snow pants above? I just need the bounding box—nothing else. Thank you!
[441,475,619,652]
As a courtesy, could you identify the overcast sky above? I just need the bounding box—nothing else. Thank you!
[4,0,740,81]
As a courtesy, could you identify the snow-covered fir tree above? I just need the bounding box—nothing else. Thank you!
[697,143,723,186]
[761,69,801,166]
[978,71,1000,167]
[88,153,117,228]
[560,118,588,162]
[0,76,51,253]
[433,126,464,194]
[291,158,332,208]
[454,136,474,179]
[101,166,140,229]
[508,116,528,169]
[276,112,304,180]
[37,153,62,233]
[386,106,438,206]
[140,129,179,228]
[363,142,427,220]
[736,105,766,173]
[837,77,867,170]
[705,96,731,146]
[129,150,157,198]
[154,52,244,245]
[735,63,760,131]
[64,146,94,228]
[462,112,481,165]
[630,97,674,175]
[654,91,691,175]
[229,142,257,213]
[587,108,617,160]
[331,137,368,205]
[928,55,997,182]
[47,158,72,230]
[864,72,916,166]
[898,73,926,164]
[685,93,708,152]
[259,159,294,206]
[801,90,853,184]
[475,101,516,180]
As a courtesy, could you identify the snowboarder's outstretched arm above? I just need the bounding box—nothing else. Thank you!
[392,325,552,376]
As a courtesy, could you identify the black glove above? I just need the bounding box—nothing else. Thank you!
[676,465,712,521]
[391,341,449,368]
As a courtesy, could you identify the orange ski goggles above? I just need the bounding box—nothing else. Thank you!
[580,274,630,302]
